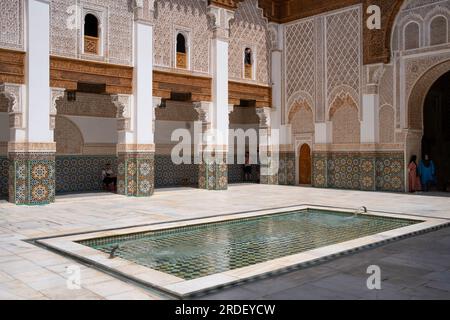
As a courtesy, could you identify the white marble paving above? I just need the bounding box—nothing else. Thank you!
[0,184,449,300]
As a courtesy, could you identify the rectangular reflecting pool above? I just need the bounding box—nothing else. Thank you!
[79,209,419,280]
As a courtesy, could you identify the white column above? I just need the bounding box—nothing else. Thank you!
[207,5,234,153]
[314,122,332,144]
[361,93,379,143]
[134,21,154,146]
[361,64,384,144]
[26,0,52,143]
[269,23,283,135]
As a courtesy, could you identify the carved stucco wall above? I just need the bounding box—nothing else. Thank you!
[56,92,116,118]
[0,0,24,51]
[379,105,395,143]
[229,0,271,84]
[389,0,450,131]
[285,6,361,138]
[50,0,134,65]
[392,0,450,51]
[331,102,361,144]
[55,116,84,155]
[153,0,210,74]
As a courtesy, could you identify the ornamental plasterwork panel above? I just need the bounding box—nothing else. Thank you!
[229,0,271,84]
[153,0,210,74]
[404,51,450,99]
[326,7,361,107]
[285,19,315,104]
[0,0,24,50]
[379,65,394,108]
[56,92,117,118]
[50,0,133,66]
[393,0,450,52]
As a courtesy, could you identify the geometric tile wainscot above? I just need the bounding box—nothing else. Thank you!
[8,153,56,205]
[313,152,405,193]
[55,156,118,194]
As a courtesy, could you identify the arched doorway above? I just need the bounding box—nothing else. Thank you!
[298,144,311,185]
[422,71,450,192]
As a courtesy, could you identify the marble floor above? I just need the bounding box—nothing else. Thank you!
[0,184,449,300]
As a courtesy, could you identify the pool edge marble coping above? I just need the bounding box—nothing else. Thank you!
[34,206,450,299]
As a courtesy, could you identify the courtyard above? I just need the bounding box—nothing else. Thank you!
[0,184,449,300]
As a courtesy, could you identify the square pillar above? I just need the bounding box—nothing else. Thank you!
[7,0,55,205]
[197,5,235,191]
[114,1,156,197]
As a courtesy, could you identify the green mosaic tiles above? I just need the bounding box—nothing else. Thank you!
[80,209,418,280]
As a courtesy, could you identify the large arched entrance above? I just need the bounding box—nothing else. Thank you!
[298,143,311,185]
[422,71,450,191]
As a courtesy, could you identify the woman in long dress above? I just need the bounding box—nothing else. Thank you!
[408,155,419,193]
[419,154,436,192]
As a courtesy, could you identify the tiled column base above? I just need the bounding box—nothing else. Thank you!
[312,152,329,188]
[198,152,228,190]
[260,173,279,185]
[278,152,295,185]
[260,155,279,185]
[117,152,155,197]
[8,152,56,205]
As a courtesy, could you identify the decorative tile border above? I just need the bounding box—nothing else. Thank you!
[35,205,448,299]
[313,151,404,192]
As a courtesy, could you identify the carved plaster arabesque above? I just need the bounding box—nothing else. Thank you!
[112,94,132,132]
[208,4,235,40]
[50,87,65,130]
[0,83,23,129]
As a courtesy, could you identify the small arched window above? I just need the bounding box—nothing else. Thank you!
[176,33,187,69]
[430,16,448,46]
[404,22,420,50]
[84,14,99,55]
[244,48,253,79]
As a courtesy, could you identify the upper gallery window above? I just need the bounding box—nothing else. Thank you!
[430,16,448,46]
[176,33,187,69]
[244,48,253,80]
[84,14,99,55]
[404,22,420,50]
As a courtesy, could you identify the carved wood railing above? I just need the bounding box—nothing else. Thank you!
[244,63,253,79]
[84,36,99,55]
[176,52,187,69]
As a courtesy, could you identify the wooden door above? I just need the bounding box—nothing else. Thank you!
[299,144,312,185]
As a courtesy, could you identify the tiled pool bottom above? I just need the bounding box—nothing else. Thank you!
[79,209,419,280]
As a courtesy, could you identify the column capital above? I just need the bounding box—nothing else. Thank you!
[49,87,65,130]
[132,0,156,24]
[268,23,283,52]
[112,94,133,132]
[256,107,272,129]
[193,101,213,124]
[0,83,25,129]
[364,63,386,94]
[207,5,235,40]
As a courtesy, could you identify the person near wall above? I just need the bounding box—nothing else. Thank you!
[408,155,421,193]
[418,154,436,192]
[102,163,117,192]
[244,152,252,182]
